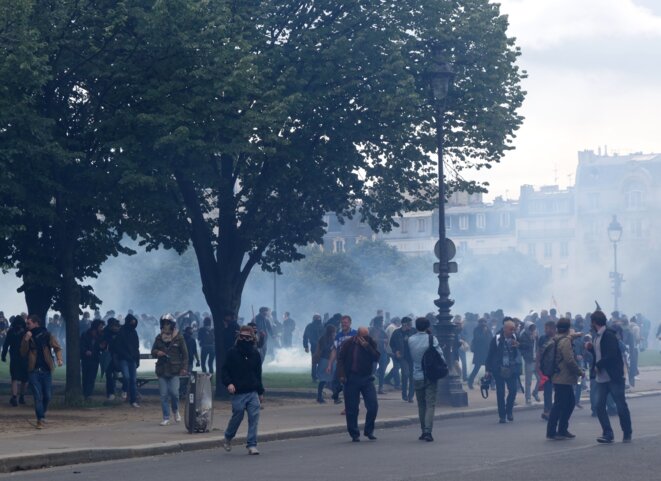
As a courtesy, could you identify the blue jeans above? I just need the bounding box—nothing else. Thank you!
[344,375,378,439]
[224,391,261,448]
[119,360,138,404]
[158,376,180,419]
[594,380,632,438]
[494,374,518,420]
[29,369,52,421]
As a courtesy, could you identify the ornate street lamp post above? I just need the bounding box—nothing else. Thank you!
[607,215,623,312]
[429,48,468,407]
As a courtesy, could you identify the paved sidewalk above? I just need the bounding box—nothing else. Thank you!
[0,368,659,473]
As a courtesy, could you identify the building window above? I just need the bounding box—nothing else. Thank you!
[560,242,569,258]
[333,239,345,253]
[459,215,469,231]
[445,216,452,230]
[500,212,510,228]
[476,213,486,230]
[544,242,552,258]
[631,219,643,238]
[401,219,408,234]
[418,218,426,233]
[588,193,600,210]
[626,190,644,210]
[527,243,536,257]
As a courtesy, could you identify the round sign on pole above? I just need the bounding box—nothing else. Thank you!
[434,238,457,260]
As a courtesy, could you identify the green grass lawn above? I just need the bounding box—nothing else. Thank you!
[1,361,315,391]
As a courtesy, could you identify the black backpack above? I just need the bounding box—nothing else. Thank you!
[422,334,449,382]
[539,338,558,377]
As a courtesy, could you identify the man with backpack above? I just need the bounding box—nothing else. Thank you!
[546,318,584,440]
[408,317,447,442]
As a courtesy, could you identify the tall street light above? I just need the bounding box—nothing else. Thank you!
[607,215,623,313]
[429,48,468,407]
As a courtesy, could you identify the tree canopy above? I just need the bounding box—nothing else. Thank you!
[1,0,526,398]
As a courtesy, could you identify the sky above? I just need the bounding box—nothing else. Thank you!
[474,0,661,200]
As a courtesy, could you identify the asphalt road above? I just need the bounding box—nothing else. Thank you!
[1,395,659,481]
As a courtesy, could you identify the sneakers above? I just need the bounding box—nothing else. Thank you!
[160,419,171,426]
[596,435,614,444]
[9,396,17,407]
[131,402,140,408]
[247,446,260,455]
[18,395,25,405]
[121,392,128,400]
[422,433,434,442]
[223,438,232,452]
[107,394,116,401]
[35,420,45,430]
[559,431,576,439]
[533,392,540,402]
[174,411,181,423]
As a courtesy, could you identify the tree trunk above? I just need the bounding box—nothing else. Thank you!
[55,197,83,406]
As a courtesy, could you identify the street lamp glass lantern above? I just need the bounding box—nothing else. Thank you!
[607,215,623,243]
[429,58,454,102]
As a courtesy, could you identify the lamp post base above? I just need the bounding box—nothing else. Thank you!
[435,320,468,407]
[438,375,469,407]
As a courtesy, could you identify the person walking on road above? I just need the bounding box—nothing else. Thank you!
[546,318,584,440]
[303,314,324,382]
[337,325,380,442]
[20,314,63,429]
[408,317,445,442]
[586,310,633,444]
[221,326,265,455]
[152,315,188,426]
[467,318,492,389]
[389,317,415,402]
[485,319,521,424]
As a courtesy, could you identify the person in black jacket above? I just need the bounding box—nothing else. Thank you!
[485,320,522,423]
[183,326,200,373]
[467,319,493,389]
[303,314,324,382]
[221,326,264,455]
[389,317,414,402]
[586,310,632,443]
[197,317,216,374]
[111,314,141,407]
[2,316,29,406]
[80,319,105,400]
[337,326,380,442]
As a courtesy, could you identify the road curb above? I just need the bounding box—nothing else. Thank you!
[1,389,659,474]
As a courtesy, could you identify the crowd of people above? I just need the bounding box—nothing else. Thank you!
[0,305,654,452]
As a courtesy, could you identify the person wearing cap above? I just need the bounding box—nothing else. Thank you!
[152,315,188,426]
[221,326,264,455]
[546,318,584,440]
